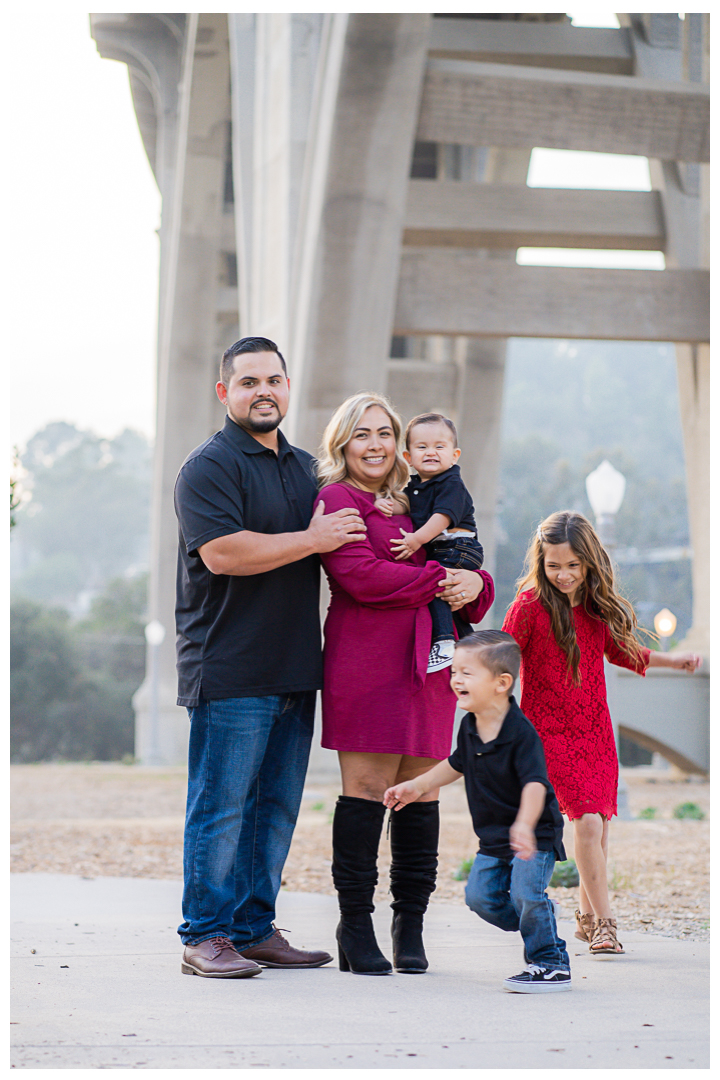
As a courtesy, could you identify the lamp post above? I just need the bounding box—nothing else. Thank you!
[585,460,626,549]
[585,460,632,820]
[144,619,166,765]
[654,608,677,652]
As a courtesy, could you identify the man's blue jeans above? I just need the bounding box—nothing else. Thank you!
[178,692,315,948]
[465,849,569,970]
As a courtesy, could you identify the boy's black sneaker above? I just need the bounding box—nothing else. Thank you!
[502,964,571,994]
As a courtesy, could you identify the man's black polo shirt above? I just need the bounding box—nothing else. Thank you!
[174,416,321,706]
[404,464,476,533]
[448,697,566,861]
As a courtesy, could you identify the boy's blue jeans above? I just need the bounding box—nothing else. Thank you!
[465,849,569,970]
[178,692,315,948]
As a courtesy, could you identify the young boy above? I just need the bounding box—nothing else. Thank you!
[383,630,571,994]
[376,413,484,673]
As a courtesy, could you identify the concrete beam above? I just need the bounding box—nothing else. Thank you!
[395,252,709,343]
[403,181,664,251]
[429,19,634,75]
[416,59,709,163]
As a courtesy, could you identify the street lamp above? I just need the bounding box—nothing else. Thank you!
[144,620,166,765]
[585,459,626,548]
[654,608,677,652]
[584,460,632,819]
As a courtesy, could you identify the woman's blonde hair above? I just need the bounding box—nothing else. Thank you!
[315,391,409,508]
[515,510,648,685]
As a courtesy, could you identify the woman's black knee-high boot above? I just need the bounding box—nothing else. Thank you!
[332,795,392,975]
[389,800,440,973]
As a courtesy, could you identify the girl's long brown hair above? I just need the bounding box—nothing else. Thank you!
[515,510,647,685]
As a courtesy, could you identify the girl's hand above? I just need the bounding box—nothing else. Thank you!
[375,495,395,518]
[668,652,702,672]
[390,528,421,561]
[509,821,536,861]
[383,780,421,810]
[437,568,483,610]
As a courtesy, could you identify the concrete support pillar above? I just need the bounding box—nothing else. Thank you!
[287,14,432,452]
[622,12,710,660]
[229,13,326,345]
[674,343,710,656]
[134,13,234,763]
[453,338,507,582]
[454,148,531,587]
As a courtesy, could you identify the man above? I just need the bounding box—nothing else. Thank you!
[174,336,366,978]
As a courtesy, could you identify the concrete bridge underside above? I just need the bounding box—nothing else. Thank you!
[90,13,710,774]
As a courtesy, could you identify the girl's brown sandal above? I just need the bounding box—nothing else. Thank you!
[574,909,596,943]
[589,917,625,955]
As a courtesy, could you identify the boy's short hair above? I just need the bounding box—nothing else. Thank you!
[454,630,520,693]
[405,413,458,449]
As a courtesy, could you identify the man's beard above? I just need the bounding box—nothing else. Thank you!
[232,401,283,434]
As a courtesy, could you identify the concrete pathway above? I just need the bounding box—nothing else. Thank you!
[11,873,709,1069]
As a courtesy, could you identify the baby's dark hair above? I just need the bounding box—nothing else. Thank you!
[454,630,520,694]
[405,412,458,449]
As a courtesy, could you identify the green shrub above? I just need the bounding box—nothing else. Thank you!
[550,859,580,888]
[673,802,705,820]
[638,806,657,820]
[453,858,474,881]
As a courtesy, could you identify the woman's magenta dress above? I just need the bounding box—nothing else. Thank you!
[316,483,494,759]
[503,591,650,820]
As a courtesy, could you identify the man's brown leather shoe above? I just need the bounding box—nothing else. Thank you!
[181,936,262,978]
[238,928,333,968]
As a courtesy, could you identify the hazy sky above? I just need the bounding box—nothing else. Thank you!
[8,7,660,450]
[8,10,161,450]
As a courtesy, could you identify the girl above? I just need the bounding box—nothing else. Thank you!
[502,511,701,956]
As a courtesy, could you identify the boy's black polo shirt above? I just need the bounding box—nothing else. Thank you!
[448,696,566,861]
[404,464,476,533]
[174,416,321,706]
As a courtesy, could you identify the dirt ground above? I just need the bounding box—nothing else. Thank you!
[11,763,709,942]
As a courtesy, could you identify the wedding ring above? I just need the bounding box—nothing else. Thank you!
[461,592,466,598]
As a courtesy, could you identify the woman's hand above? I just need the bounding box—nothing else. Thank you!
[437,568,483,611]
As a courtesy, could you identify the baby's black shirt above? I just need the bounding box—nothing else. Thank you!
[404,464,476,533]
[448,696,566,861]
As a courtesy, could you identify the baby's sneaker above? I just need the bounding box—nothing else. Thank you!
[427,639,455,673]
[502,964,571,994]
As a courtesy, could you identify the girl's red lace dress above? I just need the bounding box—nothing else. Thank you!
[503,591,650,820]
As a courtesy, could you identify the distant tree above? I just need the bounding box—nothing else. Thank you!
[77,572,148,638]
[10,590,140,763]
[10,600,79,760]
[10,447,22,529]
[493,340,692,638]
[11,423,151,608]
[75,573,148,685]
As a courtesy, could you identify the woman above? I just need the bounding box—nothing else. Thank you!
[314,392,494,975]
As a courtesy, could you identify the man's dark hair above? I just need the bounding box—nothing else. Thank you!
[454,630,521,693]
[220,336,287,387]
[405,412,458,449]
